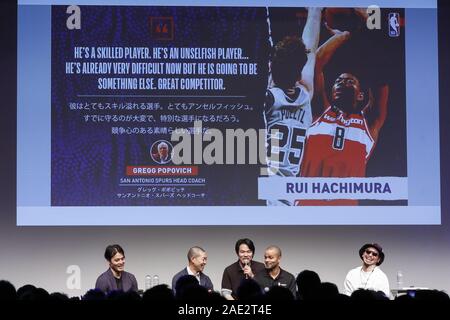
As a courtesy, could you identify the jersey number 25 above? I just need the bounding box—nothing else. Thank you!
[267,124,306,166]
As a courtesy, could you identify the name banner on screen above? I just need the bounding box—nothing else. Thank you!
[258,177,408,200]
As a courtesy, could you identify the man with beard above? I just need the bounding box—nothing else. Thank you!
[297,26,389,205]
[254,245,296,297]
[344,243,390,298]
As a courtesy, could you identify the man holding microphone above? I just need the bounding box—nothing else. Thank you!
[221,238,265,300]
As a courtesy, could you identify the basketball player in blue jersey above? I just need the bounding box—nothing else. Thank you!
[264,8,322,206]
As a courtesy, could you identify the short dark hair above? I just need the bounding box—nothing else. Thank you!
[187,246,205,261]
[104,244,125,261]
[271,36,307,89]
[296,270,321,300]
[0,280,16,301]
[235,238,255,255]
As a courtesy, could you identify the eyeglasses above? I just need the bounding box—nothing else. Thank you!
[365,250,379,257]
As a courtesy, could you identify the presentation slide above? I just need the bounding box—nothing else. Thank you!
[17,0,440,225]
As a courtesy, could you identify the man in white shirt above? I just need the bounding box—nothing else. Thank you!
[344,243,390,298]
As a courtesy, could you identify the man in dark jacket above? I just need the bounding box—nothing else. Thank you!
[172,246,213,295]
[95,244,138,293]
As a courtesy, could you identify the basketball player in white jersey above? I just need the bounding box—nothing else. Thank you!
[264,8,322,206]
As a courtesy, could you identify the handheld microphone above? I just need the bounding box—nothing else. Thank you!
[243,258,250,279]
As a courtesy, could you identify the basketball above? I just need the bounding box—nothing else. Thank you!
[324,8,364,32]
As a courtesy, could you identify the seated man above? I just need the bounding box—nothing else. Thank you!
[221,238,265,300]
[172,246,213,295]
[95,244,138,293]
[254,245,296,297]
[344,243,390,298]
